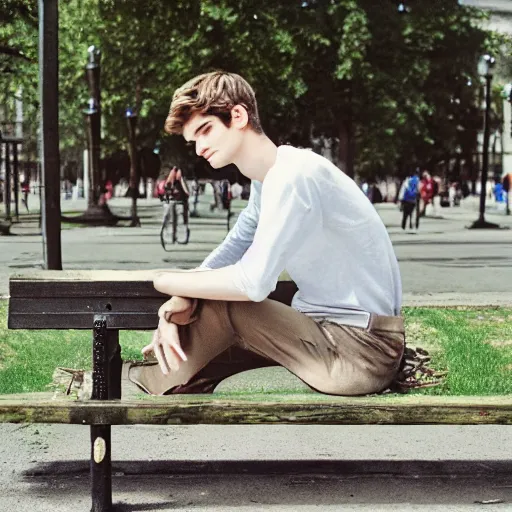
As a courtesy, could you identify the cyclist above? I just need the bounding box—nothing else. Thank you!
[163,166,190,203]
[159,167,191,247]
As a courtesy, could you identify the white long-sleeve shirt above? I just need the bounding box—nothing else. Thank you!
[201,145,402,328]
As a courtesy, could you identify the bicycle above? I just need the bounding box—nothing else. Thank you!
[160,193,190,250]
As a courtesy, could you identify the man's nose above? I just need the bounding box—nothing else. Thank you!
[196,141,207,158]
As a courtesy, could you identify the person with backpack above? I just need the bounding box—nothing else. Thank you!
[398,171,420,230]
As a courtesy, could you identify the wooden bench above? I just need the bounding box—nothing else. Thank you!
[2,270,512,512]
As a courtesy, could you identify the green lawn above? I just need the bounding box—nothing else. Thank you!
[1,299,511,396]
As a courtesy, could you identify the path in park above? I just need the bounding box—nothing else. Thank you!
[1,192,512,303]
[1,193,512,511]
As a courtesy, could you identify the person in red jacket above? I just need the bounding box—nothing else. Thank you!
[419,171,435,217]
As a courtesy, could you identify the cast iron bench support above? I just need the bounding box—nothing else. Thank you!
[91,316,122,512]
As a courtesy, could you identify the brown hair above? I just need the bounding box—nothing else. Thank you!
[164,71,263,135]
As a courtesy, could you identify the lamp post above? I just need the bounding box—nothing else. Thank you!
[61,45,129,226]
[502,83,512,216]
[84,97,100,207]
[126,108,141,227]
[469,54,500,229]
[85,46,102,206]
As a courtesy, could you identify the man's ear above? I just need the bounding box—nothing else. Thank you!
[231,105,249,129]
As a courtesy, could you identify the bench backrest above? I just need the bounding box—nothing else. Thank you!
[8,271,298,330]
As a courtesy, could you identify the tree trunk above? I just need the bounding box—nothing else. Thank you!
[338,84,354,179]
[338,121,354,179]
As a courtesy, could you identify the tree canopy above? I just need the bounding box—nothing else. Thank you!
[0,0,509,182]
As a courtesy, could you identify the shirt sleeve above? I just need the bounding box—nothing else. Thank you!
[200,181,261,269]
[232,169,319,302]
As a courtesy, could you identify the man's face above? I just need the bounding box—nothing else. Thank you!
[182,110,244,169]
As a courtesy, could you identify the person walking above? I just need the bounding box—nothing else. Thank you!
[20,179,30,213]
[398,171,419,230]
[419,170,435,217]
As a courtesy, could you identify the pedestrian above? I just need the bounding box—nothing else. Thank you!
[503,172,511,215]
[21,179,30,213]
[419,170,435,217]
[104,180,113,201]
[164,166,190,202]
[230,182,243,199]
[494,179,505,204]
[398,171,419,230]
[128,71,404,397]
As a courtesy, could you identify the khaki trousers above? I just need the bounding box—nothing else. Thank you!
[129,298,405,396]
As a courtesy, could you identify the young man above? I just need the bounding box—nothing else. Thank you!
[129,71,405,396]
[398,171,420,230]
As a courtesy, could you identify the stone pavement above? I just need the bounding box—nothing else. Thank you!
[1,193,512,511]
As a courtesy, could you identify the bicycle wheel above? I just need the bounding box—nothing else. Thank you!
[172,201,178,244]
[160,203,174,251]
[176,202,190,245]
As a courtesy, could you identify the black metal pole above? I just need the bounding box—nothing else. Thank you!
[13,143,19,222]
[468,74,500,229]
[4,143,11,222]
[91,316,116,512]
[126,112,141,227]
[39,0,62,268]
[84,105,100,207]
[478,75,491,223]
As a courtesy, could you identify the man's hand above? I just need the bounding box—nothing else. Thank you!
[157,295,194,322]
[141,296,193,375]
[142,318,187,375]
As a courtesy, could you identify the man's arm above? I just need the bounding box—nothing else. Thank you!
[200,181,261,269]
[153,266,250,301]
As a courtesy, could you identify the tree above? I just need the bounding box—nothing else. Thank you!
[1,0,509,187]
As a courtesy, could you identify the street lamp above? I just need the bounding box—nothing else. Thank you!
[126,107,141,227]
[83,97,99,206]
[502,83,512,138]
[502,83,512,216]
[469,54,500,229]
[85,46,102,206]
[61,45,125,226]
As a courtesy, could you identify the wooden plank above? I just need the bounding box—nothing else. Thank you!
[9,273,296,300]
[10,270,163,282]
[8,297,162,329]
[0,395,511,425]
[8,312,158,330]
[9,279,163,299]
[8,275,297,329]
[10,297,162,314]
[9,269,295,284]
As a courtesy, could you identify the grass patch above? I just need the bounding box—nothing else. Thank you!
[403,307,512,396]
[1,299,512,396]
[0,300,147,394]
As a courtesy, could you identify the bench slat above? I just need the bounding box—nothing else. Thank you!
[9,279,161,299]
[1,395,511,425]
[8,297,162,329]
[8,274,298,330]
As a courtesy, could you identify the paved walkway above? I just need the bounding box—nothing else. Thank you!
[1,193,512,511]
[1,193,511,304]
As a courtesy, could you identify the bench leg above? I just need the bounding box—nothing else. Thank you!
[91,425,112,512]
[90,316,121,511]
